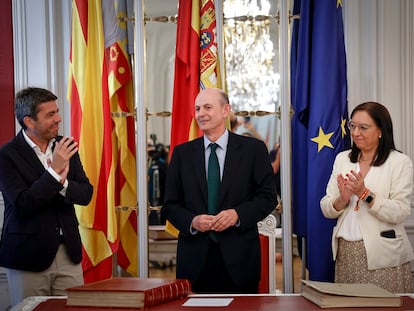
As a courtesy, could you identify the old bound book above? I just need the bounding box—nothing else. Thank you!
[66,277,192,308]
[301,280,402,308]
[149,225,177,240]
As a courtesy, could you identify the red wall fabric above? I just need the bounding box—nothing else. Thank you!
[0,0,15,146]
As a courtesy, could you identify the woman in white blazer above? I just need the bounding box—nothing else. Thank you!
[320,102,414,293]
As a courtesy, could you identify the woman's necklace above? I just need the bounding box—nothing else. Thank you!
[359,152,376,163]
[359,155,373,162]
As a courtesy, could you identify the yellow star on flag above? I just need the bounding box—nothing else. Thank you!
[340,117,347,139]
[311,127,334,152]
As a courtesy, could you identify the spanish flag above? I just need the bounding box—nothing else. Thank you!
[167,0,221,236]
[170,0,221,157]
[68,0,137,283]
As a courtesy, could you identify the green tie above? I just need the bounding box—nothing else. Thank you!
[207,143,220,216]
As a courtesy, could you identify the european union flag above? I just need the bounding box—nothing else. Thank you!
[291,0,351,281]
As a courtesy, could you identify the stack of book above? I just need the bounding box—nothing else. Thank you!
[66,277,192,308]
[301,280,402,308]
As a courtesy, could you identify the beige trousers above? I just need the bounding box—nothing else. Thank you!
[6,243,83,307]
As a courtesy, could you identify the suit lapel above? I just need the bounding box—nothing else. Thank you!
[189,134,243,212]
[189,138,208,205]
[218,133,242,208]
[15,131,47,174]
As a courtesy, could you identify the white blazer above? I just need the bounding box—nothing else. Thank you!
[320,150,414,270]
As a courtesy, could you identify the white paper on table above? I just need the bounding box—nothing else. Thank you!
[182,297,234,307]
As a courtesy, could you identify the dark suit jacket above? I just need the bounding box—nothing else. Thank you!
[162,132,276,288]
[0,131,93,271]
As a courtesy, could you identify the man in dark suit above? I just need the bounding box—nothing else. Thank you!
[162,88,276,293]
[0,87,93,306]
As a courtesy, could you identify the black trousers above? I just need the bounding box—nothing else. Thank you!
[192,239,258,294]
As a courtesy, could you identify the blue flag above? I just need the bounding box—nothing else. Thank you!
[291,0,351,281]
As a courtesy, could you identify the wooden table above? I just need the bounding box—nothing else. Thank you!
[30,294,414,311]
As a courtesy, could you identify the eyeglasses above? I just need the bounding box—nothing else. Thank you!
[347,121,373,132]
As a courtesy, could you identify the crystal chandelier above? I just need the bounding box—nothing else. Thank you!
[223,0,280,113]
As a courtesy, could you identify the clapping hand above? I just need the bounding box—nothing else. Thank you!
[51,136,78,177]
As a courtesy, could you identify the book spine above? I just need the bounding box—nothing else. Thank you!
[144,279,192,307]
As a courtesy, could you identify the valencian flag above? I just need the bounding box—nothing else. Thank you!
[291,0,351,281]
[166,0,221,236]
[68,0,137,282]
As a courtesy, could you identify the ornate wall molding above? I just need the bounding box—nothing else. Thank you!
[12,0,71,133]
[343,1,414,160]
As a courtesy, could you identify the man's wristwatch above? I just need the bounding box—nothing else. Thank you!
[364,191,374,203]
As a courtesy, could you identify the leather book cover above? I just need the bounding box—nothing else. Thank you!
[301,280,402,308]
[66,277,192,308]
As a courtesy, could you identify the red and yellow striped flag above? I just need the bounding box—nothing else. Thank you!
[167,0,221,237]
[68,0,137,283]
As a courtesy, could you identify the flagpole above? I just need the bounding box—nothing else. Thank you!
[215,0,225,88]
[279,0,294,293]
[134,0,149,277]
